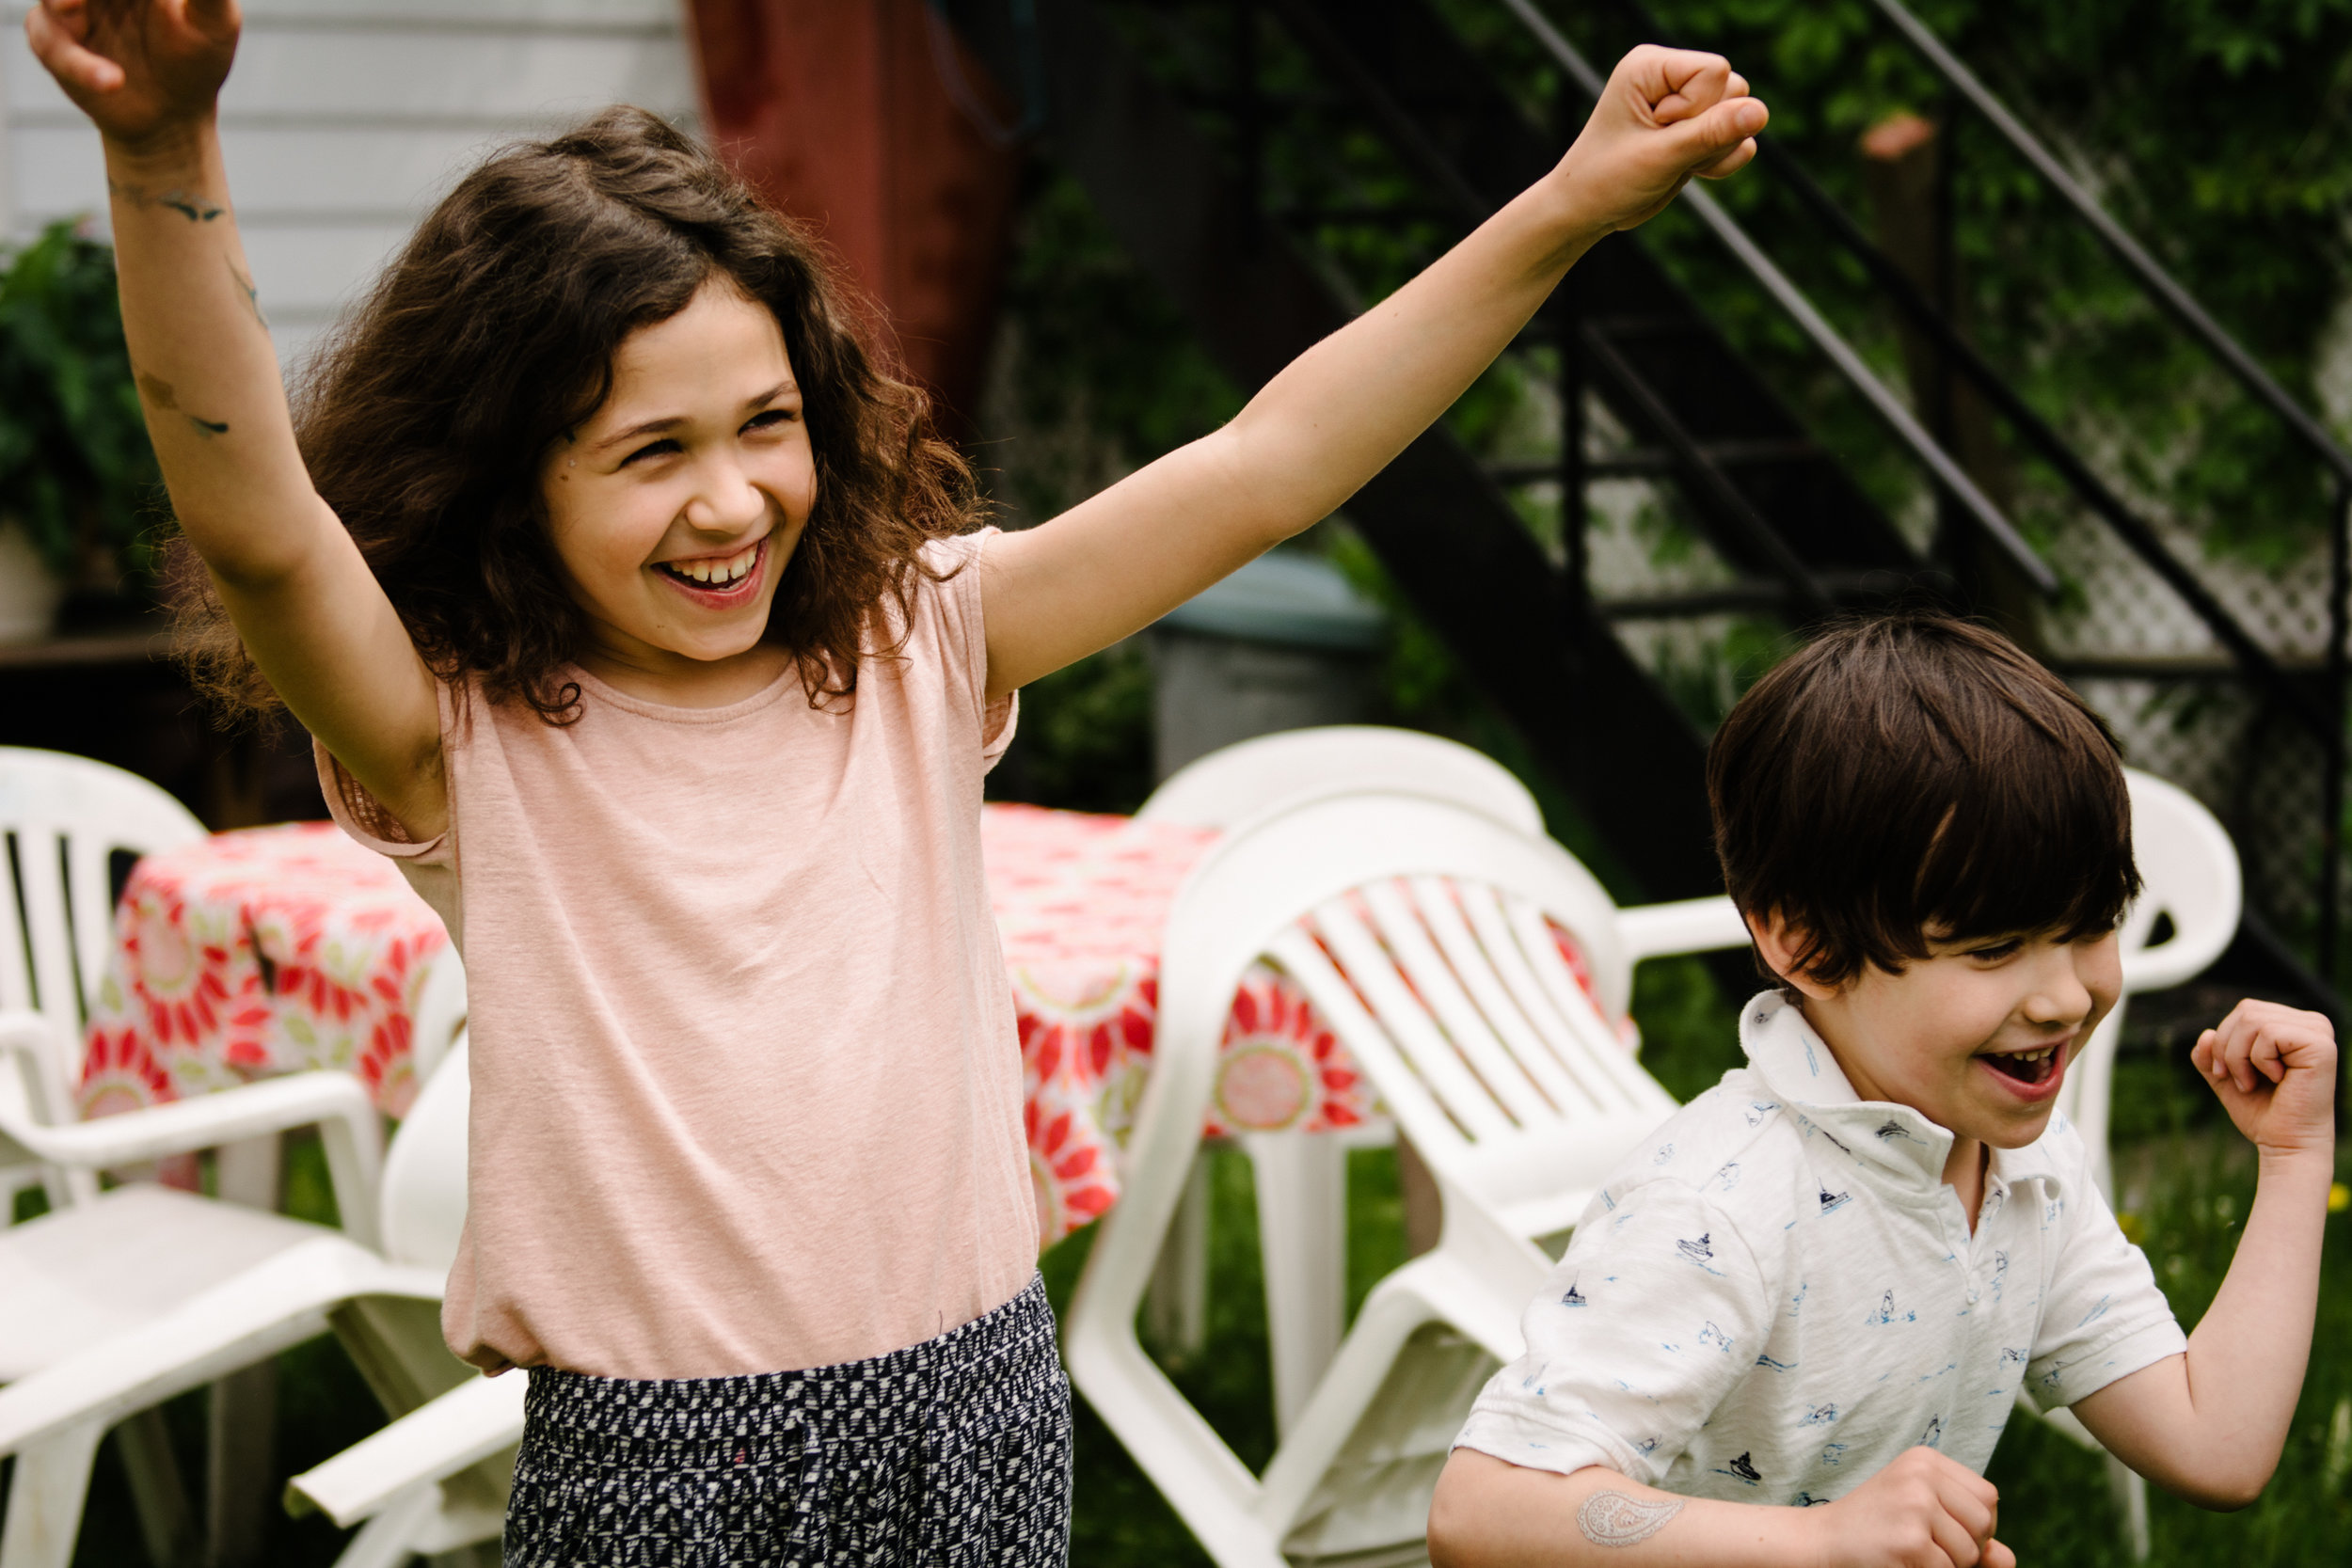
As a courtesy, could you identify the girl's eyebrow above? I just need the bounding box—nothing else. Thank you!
[591,380,800,452]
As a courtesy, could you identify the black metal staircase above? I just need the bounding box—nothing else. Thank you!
[947,0,2351,1007]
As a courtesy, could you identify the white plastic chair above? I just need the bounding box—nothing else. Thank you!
[1138,725,1547,837]
[2027,768,2240,1561]
[0,945,474,1568]
[0,744,353,1568]
[1065,791,1731,1566]
[9,1030,505,1568]
[0,748,210,1216]
[1137,729,1629,1431]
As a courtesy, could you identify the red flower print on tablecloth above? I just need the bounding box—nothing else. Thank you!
[360,1013,417,1119]
[80,822,451,1117]
[1207,963,1370,1135]
[77,1024,174,1119]
[1027,1099,1116,1248]
[1014,959,1154,1097]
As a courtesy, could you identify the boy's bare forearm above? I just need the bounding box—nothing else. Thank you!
[2075,1146,2331,1507]
[104,119,333,578]
[1429,1452,1806,1568]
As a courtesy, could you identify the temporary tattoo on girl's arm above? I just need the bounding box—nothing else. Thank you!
[137,372,230,437]
[228,259,268,328]
[108,178,226,222]
[1578,1491,1685,1547]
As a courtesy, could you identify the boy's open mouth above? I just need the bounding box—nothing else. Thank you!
[1978,1041,2064,1087]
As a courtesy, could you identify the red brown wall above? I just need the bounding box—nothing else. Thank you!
[687,0,1023,439]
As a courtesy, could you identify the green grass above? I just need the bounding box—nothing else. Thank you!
[21,972,2352,1565]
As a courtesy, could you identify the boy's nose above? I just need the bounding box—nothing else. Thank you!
[2023,947,2105,1027]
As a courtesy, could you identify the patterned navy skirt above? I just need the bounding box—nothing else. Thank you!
[502,1275,1073,1566]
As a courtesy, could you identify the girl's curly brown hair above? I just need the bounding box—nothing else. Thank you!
[176,105,979,724]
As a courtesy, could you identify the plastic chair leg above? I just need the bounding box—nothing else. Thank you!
[0,1418,103,1568]
[330,1483,437,1568]
[2106,1451,2149,1560]
[1144,1157,1213,1360]
[208,1358,278,1565]
[115,1406,197,1568]
[1241,1131,1347,1436]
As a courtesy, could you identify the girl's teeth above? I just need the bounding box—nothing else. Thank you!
[664,545,756,586]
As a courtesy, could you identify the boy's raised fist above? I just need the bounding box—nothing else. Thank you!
[1808,1446,2014,1568]
[1556,45,1768,233]
[27,0,240,150]
[2192,999,2337,1158]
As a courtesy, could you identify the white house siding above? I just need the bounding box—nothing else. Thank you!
[0,0,701,372]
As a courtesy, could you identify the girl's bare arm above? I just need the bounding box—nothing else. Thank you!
[977,45,1765,701]
[2068,1001,2336,1510]
[31,1,444,834]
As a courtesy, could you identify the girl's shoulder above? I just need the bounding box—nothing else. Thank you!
[873,528,996,650]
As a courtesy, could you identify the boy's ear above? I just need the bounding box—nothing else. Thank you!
[1744,907,1840,1002]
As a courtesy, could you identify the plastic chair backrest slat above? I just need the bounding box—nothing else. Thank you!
[0,830,39,1022]
[1265,926,1469,1159]
[1305,897,1518,1143]
[16,831,79,1043]
[1409,876,1607,1122]
[1449,883,1637,1128]
[1500,892,1669,1118]
[65,833,121,1027]
[1152,794,1677,1240]
[1358,879,1565,1129]
[0,750,207,1051]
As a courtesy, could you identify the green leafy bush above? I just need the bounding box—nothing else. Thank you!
[0,220,161,580]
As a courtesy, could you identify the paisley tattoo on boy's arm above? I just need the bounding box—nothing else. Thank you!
[1578,1490,1684,1547]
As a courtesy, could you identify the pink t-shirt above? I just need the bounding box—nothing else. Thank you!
[318,531,1036,1379]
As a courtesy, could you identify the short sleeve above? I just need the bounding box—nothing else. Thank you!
[311,679,463,944]
[915,529,1018,772]
[1454,1181,1774,1483]
[2024,1176,2185,1411]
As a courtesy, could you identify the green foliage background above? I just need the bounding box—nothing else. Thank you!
[1478,0,2352,569]
[0,221,159,579]
[986,0,2352,844]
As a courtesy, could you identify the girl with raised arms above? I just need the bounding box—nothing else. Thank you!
[29,0,1766,1558]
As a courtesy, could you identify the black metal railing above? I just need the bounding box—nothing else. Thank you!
[1494,0,2350,990]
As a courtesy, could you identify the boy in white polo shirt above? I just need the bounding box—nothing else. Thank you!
[1428,613,2337,1568]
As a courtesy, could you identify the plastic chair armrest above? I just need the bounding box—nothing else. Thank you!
[0,1236,440,1459]
[2121,940,2230,997]
[286,1372,527,1527]
[0,1071,386,1248]
[0,1010,73,1123]
[1617,895,1750,966]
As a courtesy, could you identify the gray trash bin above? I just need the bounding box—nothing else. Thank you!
[1148,551,1385,782]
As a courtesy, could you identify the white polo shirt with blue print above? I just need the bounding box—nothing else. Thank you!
[1453,990,2185,1505]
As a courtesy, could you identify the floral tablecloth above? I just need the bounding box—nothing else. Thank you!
[80,808,1393,1246]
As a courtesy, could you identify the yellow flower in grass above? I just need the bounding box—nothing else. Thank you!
[2328,1182,2349,1214]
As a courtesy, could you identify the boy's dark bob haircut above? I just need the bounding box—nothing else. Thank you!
[1708,612,2141,988]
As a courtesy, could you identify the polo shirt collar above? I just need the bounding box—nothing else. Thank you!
[1737,991,2068,1198]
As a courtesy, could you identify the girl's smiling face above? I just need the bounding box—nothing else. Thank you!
[538,276,816,704]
